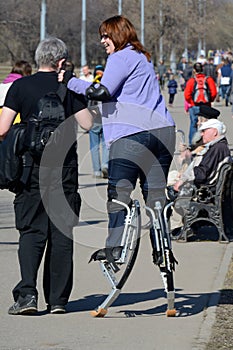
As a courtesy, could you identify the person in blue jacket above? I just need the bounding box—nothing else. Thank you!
[59,15,176,260]
[167,74,178,106]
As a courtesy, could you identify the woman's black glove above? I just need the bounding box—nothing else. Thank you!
[86,83,111,101]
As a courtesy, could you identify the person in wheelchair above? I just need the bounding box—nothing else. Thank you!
[169,118,231,239]
[167,105,221,225]
[169,105,221,186]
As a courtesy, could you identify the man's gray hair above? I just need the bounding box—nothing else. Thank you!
[35,37,68,69]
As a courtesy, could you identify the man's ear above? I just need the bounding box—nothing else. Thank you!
[57,58,66,71]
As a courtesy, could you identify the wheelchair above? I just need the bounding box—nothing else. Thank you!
[175,160,233,242]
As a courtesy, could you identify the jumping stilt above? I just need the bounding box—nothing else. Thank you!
[90,199,141,317]
[145,201,177,317]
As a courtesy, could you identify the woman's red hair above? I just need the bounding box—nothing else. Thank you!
[99,15,151,62]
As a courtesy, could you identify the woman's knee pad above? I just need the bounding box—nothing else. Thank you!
[107,184,132,213]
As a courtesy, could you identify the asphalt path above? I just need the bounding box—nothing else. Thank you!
[0,88,232,350]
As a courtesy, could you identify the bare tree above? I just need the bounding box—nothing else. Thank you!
[0,0,233,68]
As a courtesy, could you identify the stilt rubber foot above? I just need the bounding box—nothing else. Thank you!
[166,308,176,317]
[90,308,108,317]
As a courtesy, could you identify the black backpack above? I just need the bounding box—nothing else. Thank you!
[24,84,67,159]
[0,123,26,192]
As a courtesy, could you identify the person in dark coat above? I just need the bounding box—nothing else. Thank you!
[167,74,178,106]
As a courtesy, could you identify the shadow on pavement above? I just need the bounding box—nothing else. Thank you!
[0,241,18,245]
[66,288,220,318]
[78,219,107,226]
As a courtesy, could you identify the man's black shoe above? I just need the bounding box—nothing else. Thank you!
[8,294,37,315]
[47,304,66,314]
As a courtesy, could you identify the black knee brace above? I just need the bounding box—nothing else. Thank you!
[107,184,132,213]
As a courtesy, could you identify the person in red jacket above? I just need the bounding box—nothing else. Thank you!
[184,62,217,146]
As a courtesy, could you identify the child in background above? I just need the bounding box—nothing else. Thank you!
[167,74,178,106]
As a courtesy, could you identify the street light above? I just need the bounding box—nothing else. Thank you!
[118,0,122,15]
[40,0,46,41]
[197,0,206,58]
[184,0,188,60]
[81,0,86,67]
[141,0,144,45]
[159,0,163,61]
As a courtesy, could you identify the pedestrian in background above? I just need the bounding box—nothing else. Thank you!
[203,57,217,83]
[177,56,187,91]
[80,64,93,82]
[217,57,232,106]
[157,59,167,90]
[167,74,178,107]
[184,62,217,146]
[88,64,109,178]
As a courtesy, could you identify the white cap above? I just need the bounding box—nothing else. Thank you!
[199,119,227,135]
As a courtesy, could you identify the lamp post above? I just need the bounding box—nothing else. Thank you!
[81,0,87,67]
[184,0,188,60]
[203,0,206,56]
[141,0,144,45]
[159,0,163,61]
[118,0,122,15]
[40,0,46,41]
[197,0,206,58]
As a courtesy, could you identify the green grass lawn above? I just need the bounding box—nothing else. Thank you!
[0,65,12,82]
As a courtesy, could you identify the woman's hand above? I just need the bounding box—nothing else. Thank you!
[58,69,65,82]
[58,70,74,86]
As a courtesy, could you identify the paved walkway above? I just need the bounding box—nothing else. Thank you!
[0,89,232,350]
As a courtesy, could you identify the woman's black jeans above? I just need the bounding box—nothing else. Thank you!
[106,126,175,247]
